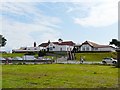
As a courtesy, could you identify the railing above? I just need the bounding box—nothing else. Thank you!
[1,60,53,64]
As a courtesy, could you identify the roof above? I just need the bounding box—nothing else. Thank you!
[39,41,75,47]
[38,43,49,47]
[81,41,114,48]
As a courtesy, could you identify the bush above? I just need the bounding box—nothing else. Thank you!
[23,62,26,65]
[17,62,23,65]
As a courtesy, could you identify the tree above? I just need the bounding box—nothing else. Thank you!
[110,39,120,68]
[110,39,120,48]
[72,47,77,53]
[0,35,7,47]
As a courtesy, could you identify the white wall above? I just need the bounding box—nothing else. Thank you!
[80,44,93,51]
[80,44,115,51]
[46,43,74,51]
[97,47,115,51]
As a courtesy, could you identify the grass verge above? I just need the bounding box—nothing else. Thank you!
[75,52,117,61]
[2,64,118,88]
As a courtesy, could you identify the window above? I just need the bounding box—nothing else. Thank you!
[82,47,85,51]
[86,47,89,51]
[67,48,69,51]
[49,47,53,50]
[94,48,98,50]
[60,48,62,51]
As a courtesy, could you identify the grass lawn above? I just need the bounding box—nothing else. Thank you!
[75,52,117,61]
[2,53,26,58]
[2,64,118,88]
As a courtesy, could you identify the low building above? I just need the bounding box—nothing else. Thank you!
[75,41,115,52]
[12,42,42,53]
[12,46,42,53]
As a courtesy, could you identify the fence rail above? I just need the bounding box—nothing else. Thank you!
[1,60,53,64]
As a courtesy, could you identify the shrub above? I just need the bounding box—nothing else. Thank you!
[17,62,23,65]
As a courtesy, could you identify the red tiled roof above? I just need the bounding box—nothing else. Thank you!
[39,41,75,47]
[81,41,114,48]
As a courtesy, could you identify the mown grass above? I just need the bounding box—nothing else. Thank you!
[2,52,117,62]
[75,52,117,61]
[2,64,118,88]
[2,53,26,58]
[0,65,2,89]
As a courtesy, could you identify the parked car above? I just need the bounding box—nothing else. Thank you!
[38,57,43,60]
[13,57,23,60]
[46,58,51,60]
[22,55,35,60]
[102,57,117,64]
[6,57,13,60]
[0,57,6,60]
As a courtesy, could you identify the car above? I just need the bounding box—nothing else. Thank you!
[13,57,23,60]
[46,58,51,60]
[22,55,35,60]
[102,57,117,64]
[6,57,13,60]
[0,57,6,60]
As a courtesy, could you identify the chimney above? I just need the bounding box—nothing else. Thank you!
[34,42,36,47]
[58,38,63,43]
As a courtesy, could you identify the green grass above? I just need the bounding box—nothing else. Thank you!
[2,64,118,88]
[2,53,39,58]
[2,53,26,58]
[0,65,2,88]
[75,52,117,61]
[1,53,58,60]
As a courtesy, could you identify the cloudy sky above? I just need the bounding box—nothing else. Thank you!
[0,0,119,51]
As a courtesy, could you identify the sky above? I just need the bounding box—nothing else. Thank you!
[0,0,119,51]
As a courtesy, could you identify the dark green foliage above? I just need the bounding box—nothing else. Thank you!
[0,35,7,47]
[72,47,77,53]
[17,62,23,65]
[25,52,36,55]
[47,47,49,52]
[110,39,120,68]
[110,39,120,48]
[38,51,46,57]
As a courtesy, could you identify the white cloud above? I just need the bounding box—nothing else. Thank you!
[0,2,61,51]
[73,0,119,27]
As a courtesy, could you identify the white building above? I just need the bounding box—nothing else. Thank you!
[76,41,115,52]
[12,46,42,53]
[39,40,75,51]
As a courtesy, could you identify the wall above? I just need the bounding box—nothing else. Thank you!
[47,43,74,51]
[26,47,41,50]
[97,47,115,51]
[80,44,93,51]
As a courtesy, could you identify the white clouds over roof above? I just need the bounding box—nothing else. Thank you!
[0,0,118,51]
[73,0,118,27]
[0,2,61,50]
